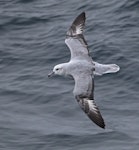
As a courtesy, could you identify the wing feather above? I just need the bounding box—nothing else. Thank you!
[73,73,105,129]
[66,12,85,36]
[65,12,90,59]
[76,97,105,129]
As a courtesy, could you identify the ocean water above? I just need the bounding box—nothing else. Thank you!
[0,0,139,149]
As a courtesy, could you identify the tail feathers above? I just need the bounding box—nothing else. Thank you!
[94,61,120,76]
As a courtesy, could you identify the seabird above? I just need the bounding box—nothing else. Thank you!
[48,12,120,129]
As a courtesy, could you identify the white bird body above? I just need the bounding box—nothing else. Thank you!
[48,12,120,129]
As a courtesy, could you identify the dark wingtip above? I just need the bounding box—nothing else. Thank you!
[72,12,86,26]
[86,101,106,129]
[80,12,85,17]
[66,12,87,37]
[94,118,105,129]
[77,12,86,21]
[98,118,105,129]
[100,123,105,129]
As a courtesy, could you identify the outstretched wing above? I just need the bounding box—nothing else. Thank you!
[65,12,90,60]
[66,12,86,36]
[76,97,105,129]
[73,73,105,129]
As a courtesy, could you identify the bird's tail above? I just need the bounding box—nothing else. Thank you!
[94,61,120,76]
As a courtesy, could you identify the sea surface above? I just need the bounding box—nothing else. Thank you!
[0,0,139,150]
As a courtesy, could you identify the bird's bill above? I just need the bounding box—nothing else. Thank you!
[48,71,54,77]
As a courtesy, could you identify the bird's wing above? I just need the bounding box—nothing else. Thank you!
[65,12,90,60]
[73,72,105,129]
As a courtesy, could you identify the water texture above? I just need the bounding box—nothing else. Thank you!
[0,0,139,149]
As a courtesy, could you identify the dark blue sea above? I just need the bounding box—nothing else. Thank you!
[0,0,139,149]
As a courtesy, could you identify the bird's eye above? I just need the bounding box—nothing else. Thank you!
[56,68,59,71]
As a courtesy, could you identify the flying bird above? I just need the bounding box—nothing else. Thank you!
[48,12,120,129]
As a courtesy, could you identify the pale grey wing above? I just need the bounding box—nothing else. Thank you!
[94,61,120,76]
[65,36,89,59]
[65,12,90,59]
[73,73,105,129]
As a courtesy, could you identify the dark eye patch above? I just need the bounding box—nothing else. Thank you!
[56,68,59,71]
